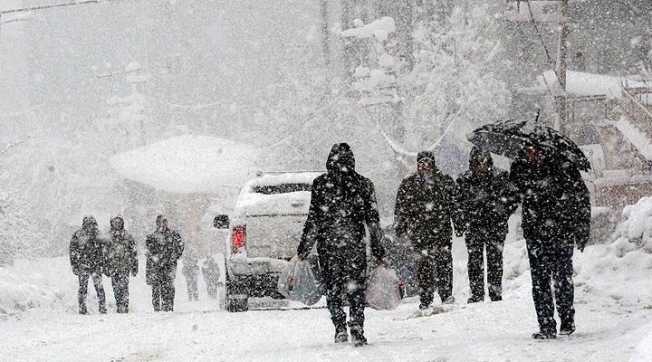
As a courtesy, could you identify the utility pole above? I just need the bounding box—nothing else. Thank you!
[555,0,570,133]
[320,0,329,67]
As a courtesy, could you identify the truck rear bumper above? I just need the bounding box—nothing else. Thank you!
[228,272,283,298]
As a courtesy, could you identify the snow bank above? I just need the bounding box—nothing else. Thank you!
[0,258,68,315]
[110,135,259,194]
[573,197,652,306]
[631,323,652,362]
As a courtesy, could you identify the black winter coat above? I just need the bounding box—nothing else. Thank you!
[145,229,184,284]
[394,169,457,250]
[510,159,591,248]
[106,230,138,277]
[69,229,106,275]
[455,166,518,236]
[297,143,385,281]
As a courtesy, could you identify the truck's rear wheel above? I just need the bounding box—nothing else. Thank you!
[225,273,248,312]
[226,294,248,312]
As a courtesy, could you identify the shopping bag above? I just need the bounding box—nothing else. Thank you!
[366,265,401,310]
[277,256,322,306]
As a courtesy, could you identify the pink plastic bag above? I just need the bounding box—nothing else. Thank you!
[366,265,401,310]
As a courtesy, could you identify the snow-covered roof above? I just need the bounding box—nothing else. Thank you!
[615,118,652,161]
[538,71,648,99]
[110,135,259,194]
[341,17,396,42]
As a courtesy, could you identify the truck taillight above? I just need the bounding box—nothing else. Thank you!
[231,225,246,254]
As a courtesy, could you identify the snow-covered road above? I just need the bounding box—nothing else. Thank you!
[1,249,651,362]
[1,292,651,361]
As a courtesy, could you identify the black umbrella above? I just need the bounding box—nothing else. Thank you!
[467,119,591,171]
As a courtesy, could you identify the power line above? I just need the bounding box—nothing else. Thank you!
[1,0,130,15]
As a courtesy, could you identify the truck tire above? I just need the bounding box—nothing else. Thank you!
[225,273,248,312]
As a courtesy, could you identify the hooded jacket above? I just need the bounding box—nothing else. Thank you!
[69,216,106,274]
[297,143,385,278]
[510,155,591,248]
[105,216,138,277]
[145,217,185,284]
[394,155,457,250]
[454,148,518,236]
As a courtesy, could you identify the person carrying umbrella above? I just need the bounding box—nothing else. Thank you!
[469,119,591,339]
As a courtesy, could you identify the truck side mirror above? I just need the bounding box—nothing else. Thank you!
[213,215,230,229]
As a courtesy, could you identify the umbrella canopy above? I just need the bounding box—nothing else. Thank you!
[467,119,591,171]
[110,135,259,194]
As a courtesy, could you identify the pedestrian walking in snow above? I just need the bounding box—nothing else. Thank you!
[182,249,200,301]
[202,256,221,299]
[510,146,590,339]
[455,147,518,303]
[145,215,184,312]
[394,151,458,311]
[297,143,385,347]
[105,216,138,313]
[69,216,107,314]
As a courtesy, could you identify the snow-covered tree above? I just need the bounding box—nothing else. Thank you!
[343,3,511,174]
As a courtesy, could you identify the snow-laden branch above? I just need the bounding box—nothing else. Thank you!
[378,126,418,158]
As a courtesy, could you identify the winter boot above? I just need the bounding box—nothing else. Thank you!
[442,296,455,304]
[79,305,88,315]
[467,295,483,304]
[99,304,107,314]
[349,324,367,347]
[334,326,348,344]
[559,321,576,336]
[532,330,557,340]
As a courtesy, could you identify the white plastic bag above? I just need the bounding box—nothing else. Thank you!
[277,256,322,306]
[366,265,401,310]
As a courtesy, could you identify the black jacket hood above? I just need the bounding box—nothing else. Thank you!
[326,143,356,176]
[110,216,125,231]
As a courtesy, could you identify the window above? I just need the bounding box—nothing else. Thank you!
[252,183,312,195]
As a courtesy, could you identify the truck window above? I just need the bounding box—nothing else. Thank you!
[252,183,312,195]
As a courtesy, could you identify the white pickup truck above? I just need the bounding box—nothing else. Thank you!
[213,171,321,312]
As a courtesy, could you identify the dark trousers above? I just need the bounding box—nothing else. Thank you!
[78,271,106,314]
[416,244,453,307]
[325,274,366,333]
[526,239,575,333]
[111,273,130,313]
[185,275,199,301]
[466,230,505,301]
[151,273,176,312]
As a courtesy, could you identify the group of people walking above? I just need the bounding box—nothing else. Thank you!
[68,139,590,346]
[298,142,590,346]
[69,214,221,314]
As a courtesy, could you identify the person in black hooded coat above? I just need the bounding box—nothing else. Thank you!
[394,151,458,310]
[455,147,518,303]
[69,216,107,314]
[510,146,590,339]
[297,143,385,347]
[145,215,185,312]
[105,216,138,313]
